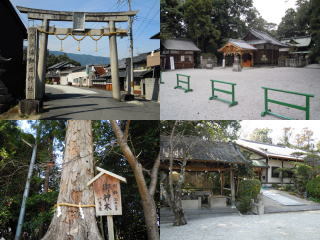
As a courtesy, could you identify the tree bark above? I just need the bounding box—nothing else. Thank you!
[42,120,102,240]
[168,121,187,226]
[110,121,160,240]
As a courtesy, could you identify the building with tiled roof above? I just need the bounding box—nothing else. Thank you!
[219,29,288,67]
[236,139,307,185]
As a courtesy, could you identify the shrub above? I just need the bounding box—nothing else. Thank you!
[272,183,279,189]
[306,177,320,199]
[237,179,261,213]
[284,184,294,192]
[292,163,313,194]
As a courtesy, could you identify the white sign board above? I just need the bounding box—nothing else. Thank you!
[170,56,175,70]
[73,12,86,31]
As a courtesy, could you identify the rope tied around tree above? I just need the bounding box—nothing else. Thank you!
[55,203,96,208]
[55,202,96,219]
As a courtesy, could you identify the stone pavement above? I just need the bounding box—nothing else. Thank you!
[40,84,159,120]
[160,207,240,224]
[160,210,320,240]
[262,189,320,213]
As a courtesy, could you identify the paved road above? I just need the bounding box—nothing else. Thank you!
[41,85,159,119]
[161,210,320,240]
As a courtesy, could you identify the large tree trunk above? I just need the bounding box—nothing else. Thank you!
[110,121,160,240]
[42,120,102,240]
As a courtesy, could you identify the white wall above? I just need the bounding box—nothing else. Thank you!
[267,159,295,184]
[60,75,68,85]
[68,71,89,86]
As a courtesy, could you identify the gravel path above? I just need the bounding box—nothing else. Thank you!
[160,210,320,240]
[160,67,320,120]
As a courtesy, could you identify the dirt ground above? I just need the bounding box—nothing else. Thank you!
[160,66,320,120]
[160,210,320,240]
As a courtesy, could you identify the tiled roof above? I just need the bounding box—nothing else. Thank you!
[248,29,287,47]
[103,69,152,78]
[281,37,311,47]
[236,139,307,161]
[94,66,106,76]
[162,39,201,51]
[48,61,70,70]
[246,39,267,45]
[150,32,160,39]
[60,66,86,74]
[229,39,257,50]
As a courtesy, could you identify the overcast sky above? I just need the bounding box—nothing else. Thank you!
[10,0,159,58]
[240,120,320,145]
[253,0,297,25]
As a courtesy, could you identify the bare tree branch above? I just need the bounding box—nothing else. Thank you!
[149,152,160,197]
[110,120,159,240]
[123,120,131,142]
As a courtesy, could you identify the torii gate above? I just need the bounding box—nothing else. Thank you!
[17,6,137,115]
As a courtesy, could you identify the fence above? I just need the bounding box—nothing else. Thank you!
[174,74,193,93]
[278,57,307,67]
[209,80,238,107]
[261,87,314,120]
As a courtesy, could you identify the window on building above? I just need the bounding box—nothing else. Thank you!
[181,55,185,62]
[185,56,191,62]
[284,169,294,178]
[271,167,280,178]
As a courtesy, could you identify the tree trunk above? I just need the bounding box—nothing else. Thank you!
[42,120,102,240]
[110,121,160,240]
[167,121,187,226]
[172,207,187,226]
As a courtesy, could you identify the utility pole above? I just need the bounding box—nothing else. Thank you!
[15,140,37,240]
[128,0,134,98]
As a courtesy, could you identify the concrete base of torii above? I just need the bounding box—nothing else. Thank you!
[19,99,42,115]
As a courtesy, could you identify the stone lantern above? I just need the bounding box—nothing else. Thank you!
[233,55,242,72]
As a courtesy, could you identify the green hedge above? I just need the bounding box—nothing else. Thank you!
[306,176,320,199]
[237,179,261,213]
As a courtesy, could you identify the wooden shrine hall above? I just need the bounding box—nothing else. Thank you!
[218,39,257,67]
[160,136,250,208]
[219,29,287,67]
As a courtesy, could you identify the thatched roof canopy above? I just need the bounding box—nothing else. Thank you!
[160,136,249,170]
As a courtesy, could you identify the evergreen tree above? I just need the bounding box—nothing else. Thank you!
[309,0,320,62]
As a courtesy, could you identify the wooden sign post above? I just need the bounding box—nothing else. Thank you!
[87,167,126,240]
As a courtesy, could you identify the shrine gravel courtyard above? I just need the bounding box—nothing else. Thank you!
[160,210,320,240]
[160,66,320,120]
